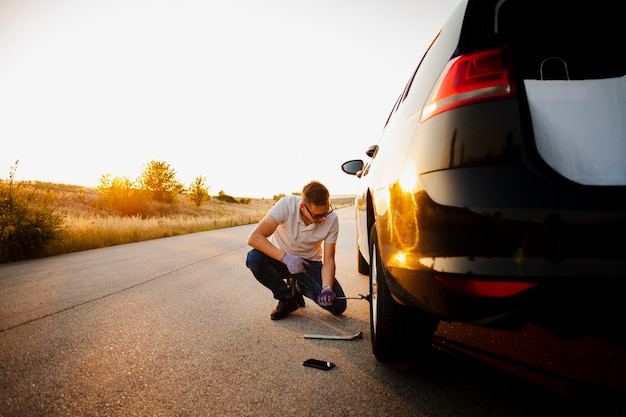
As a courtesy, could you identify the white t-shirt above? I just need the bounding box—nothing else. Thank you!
[267,195,338,261]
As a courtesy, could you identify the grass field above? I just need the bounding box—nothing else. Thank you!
[38,183,354,258]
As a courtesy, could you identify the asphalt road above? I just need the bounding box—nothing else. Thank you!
[1,208,624,416]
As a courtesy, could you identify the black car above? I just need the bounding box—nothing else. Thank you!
[341,0,626,365]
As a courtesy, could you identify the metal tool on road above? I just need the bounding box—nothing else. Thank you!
[303,331,363,340]
[336,294,371,302]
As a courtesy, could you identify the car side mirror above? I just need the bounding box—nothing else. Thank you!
[366,145,379,158]
[341,160,364,176]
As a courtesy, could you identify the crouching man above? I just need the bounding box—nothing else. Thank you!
[245,181,347,320]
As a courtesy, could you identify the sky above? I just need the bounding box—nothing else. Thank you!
[0,0,460,198]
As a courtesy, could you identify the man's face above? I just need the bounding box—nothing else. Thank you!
[301,203,333,224]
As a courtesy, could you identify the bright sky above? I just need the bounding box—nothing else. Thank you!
[0,0,459,198]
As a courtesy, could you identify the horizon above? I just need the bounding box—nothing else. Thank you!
[3,173,358,200]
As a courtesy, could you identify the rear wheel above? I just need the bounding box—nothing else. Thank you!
[369,224,438,366]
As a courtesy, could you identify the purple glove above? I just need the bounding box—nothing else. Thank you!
[317,286,336,306]
[281,252,309,274]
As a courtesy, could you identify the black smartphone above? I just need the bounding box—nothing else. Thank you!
[303,358,335,370]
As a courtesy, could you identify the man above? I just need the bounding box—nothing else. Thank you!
[246,181,347,320]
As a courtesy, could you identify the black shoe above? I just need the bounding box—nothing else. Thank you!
[295,291,305,307]
[294,281,307,307]
[270,297,299,320]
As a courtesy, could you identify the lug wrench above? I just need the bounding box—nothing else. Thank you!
[335,294,371,302]
[303,295,370,340]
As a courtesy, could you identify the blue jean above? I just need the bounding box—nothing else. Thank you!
[245,249,347,315]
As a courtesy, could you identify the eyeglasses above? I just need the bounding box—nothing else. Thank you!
[303,204,333,220]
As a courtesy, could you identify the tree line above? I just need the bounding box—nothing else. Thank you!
[0,159,239,263]
[98,160,211,215]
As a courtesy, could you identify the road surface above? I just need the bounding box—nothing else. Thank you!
[1,208,624,416]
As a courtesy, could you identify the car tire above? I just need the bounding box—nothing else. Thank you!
[369,224,437,366]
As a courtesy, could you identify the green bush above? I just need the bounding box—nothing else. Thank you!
[0,163,64,263]
[215,191,239,203]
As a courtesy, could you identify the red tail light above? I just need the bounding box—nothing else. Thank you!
[434,275,537,297]
[420,47,516,123]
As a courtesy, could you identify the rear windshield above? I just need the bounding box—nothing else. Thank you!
[462,0,625,80]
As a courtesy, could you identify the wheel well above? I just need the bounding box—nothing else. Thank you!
[365,190,376,250]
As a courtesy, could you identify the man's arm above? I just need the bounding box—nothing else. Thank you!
[247,213,309,275]
[246,214,284,260]
[321,242,336,288]
[316,241,338,306]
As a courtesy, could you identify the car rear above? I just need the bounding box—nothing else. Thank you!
[372,0,626,335]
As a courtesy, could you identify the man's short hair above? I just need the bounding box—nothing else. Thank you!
[301,181,329,206]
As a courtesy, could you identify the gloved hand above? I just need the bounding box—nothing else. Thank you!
[317,286,336,306]
[281,252,309,274]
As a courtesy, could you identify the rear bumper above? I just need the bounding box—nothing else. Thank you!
[375,166,626,327]
[386,260,625,340]
[386,256,625,321]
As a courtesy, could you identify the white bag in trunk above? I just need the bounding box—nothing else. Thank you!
[524,76,626,186]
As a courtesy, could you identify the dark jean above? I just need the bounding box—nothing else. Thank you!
[245,248,347,315]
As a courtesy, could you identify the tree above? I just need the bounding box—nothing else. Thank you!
[97,173,147,216]
[188,176,210,208]
[0,161,64,262]
[136,160,183,203]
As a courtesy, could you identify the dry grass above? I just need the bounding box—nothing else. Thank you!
[43,186,274,257]
[37,182,354,258]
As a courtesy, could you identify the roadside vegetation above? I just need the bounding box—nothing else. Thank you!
[0,160,353,264]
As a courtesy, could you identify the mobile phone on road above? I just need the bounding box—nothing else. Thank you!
[303,358,335,370]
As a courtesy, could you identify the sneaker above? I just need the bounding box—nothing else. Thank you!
[270,297,299,320]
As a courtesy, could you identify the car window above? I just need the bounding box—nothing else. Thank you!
[388,0,467,127]
[468,0,625,80]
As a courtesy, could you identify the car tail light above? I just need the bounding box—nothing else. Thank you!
[434,275,536,297]
[420,47,516,123]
